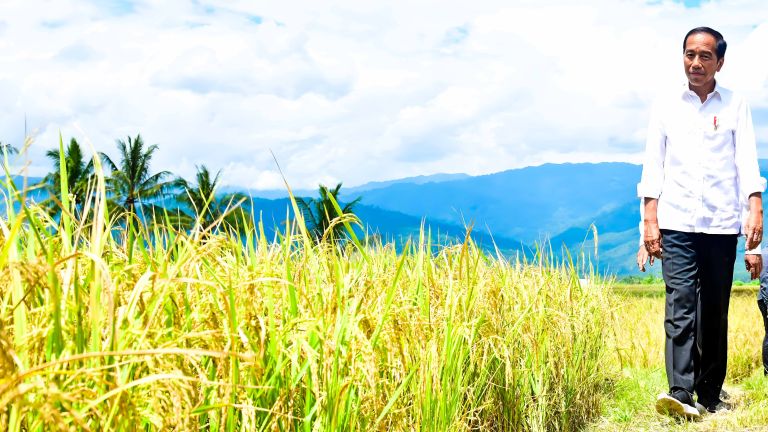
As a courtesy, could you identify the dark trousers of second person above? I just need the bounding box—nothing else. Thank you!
[661,230,737,405]
[757,262,768,375]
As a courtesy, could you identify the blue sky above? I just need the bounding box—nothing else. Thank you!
[679,0,704,7]
[94,0,136,15]
[1,0,768,189]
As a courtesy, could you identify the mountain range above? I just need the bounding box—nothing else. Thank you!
[245,161,768,279]
[243,163,642,276]
[10,161,768,279]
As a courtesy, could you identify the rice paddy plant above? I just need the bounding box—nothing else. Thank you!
[0,153,615,431]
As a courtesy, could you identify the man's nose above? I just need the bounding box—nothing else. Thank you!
[691,56,702,68]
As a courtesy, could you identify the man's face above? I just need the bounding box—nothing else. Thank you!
[683,32,723,89]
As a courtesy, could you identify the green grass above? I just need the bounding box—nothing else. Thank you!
[613,283,759,298]
[589,288,768,431]
[591,369,768,432]
[598,367,667,427]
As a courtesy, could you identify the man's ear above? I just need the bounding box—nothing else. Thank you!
[716,57,724,72]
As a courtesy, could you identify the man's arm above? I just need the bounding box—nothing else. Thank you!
[637,100,666,259]
[735,97,765,279]
[746,193,763,251]
[637,199,654,271]
[745,193,763,279]
[644,198,662,259]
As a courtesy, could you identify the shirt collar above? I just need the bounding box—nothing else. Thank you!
[712,81,723,99]
[681,80,722,102]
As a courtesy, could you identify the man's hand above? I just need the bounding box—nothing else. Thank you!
[745,192,763,250]
[637,245,655,272]
[643,198,663,259]
[745,254,763,280]
[644,219,663,259]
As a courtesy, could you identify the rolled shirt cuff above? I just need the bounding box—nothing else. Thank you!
[636,182,661,199]
[746,242,762,255]
[742,176,767,199]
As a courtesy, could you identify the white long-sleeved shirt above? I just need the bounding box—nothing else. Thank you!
[637,82,765,253]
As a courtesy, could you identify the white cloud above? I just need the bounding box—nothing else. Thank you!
[1,0,767,188]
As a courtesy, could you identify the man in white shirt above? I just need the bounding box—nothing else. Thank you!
[638,27,764,419]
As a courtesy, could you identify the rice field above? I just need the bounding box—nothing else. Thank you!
[1,163,615,431]
[3,158,768,431]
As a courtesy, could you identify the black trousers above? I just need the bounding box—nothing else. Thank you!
[757,299,768,375]
[661,229,737,404]
[758,265,768,375]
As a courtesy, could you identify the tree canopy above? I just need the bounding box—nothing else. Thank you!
[172,165,251,233]
[296,183,361,244]
[107,134,173,218]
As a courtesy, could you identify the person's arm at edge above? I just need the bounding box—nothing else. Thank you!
[735,96,765,279]
[745,193,762,279]
[637,200,652,271]
[637,100,665,260]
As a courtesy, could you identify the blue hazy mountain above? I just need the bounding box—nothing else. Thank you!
[221,172,471,199]
[1,176,47,210]
[217,161,768,277]
[342,161,768,278]
[346,173,471,193]
[358,163,643,243]
[240,197,524,252]
[11,161,768,279]
[226,163,644,274]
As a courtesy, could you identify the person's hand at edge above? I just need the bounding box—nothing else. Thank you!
[745,254,762,280]
[637,245,655,272]
[745,192,763,250]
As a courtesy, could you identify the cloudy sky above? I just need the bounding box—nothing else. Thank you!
[1,0,768,189]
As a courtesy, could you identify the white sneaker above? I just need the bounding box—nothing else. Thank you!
[655,392,702,420]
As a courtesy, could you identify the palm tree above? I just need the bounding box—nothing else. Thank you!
[296,183,361,243]
[1,141,18,156]
[42,138,113,218]
[107,134,173,218]
[172,165,250,232]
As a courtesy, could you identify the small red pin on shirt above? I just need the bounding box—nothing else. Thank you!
[713,115,718,131]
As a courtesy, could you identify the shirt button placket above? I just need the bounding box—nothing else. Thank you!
[696,115,705,232]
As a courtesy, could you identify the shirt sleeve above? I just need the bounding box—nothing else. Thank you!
[638,199,644,247]
[735,96,766,255]
[734,97,766,199]
[637,100,666,198]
